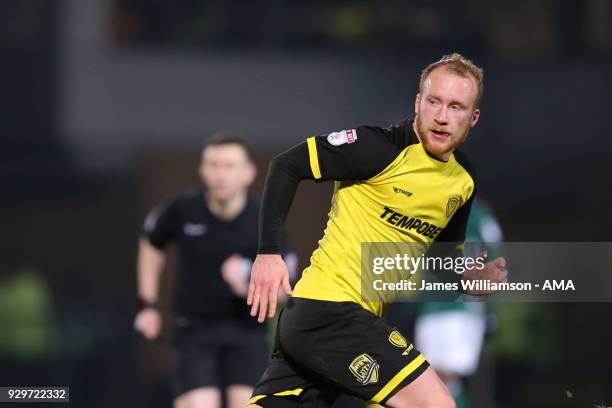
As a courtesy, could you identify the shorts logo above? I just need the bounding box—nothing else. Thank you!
[446,195,462,218]
[349,354,379,385]
[388,331,408,348]
[327,129,357,146]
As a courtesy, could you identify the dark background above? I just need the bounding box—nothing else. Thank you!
[0,0,611,407]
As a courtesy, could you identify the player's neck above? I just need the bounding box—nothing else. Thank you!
[206,192,248,221]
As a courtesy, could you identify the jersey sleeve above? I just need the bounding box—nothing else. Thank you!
[306,120,414,181]
[142,197,180,249]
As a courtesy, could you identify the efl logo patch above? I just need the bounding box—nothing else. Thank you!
[349,354,379,385]
[327,129,357,146]
[388,331,408,348]
[446,195,462,218]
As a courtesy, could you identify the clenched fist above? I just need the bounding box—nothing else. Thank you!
[134,307,162,340]
[462,256,508,296]
[221,254,251,297]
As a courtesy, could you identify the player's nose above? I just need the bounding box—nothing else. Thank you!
[434,107,449,124]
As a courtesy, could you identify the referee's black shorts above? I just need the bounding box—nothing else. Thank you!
[249,297,429,407]
[172,320,268,397]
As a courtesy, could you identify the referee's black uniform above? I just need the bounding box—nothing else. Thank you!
[143,187,278,396]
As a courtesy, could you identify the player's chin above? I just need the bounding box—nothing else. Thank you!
[423,140,454,159]
[209,187,234,201]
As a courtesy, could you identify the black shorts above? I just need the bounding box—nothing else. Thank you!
[172,320,268,397]
[250,298,429,407]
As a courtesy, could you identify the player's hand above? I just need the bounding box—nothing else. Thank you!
[247,254,292,323]
[134,308,162,340]
[463,255,508,296]
[221,254,250,297]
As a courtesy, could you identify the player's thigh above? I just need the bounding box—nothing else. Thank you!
[174,387,221,408]
[385,366,455,408]
[249,314,339,408]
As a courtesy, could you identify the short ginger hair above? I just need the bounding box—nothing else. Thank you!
[419,53,484,108]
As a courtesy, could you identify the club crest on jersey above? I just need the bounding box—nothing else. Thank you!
[446,195,462,218]
[327,129,357,146]
[349,354,379,385]
[388,331,408,348]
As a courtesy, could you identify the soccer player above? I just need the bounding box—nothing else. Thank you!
[134,133,296,408]
[247,54,508,408]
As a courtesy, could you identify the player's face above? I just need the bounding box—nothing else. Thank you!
[414,67,480,161]
[199,144,256,202]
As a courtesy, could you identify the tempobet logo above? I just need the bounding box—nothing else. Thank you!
[379,206,443,239]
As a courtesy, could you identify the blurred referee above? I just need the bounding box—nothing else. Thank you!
[134,133,296,408]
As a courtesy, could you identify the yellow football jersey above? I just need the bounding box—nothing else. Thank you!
[292,119,476,316]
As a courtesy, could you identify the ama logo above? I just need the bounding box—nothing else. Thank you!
[542,280,575,290]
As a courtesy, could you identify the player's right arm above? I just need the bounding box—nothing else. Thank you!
[134,199,179,340]
[426,157,507,295]
[248,121,414,322]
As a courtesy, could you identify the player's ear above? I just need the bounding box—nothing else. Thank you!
[244,162,257,187]
[470,108,480,127]
[197,161,205,179]
[198,149,207,178]
[414,93,420,115]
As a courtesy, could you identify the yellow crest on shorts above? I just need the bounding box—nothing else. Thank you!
[349,354,379,385]
[388,331,408,348]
